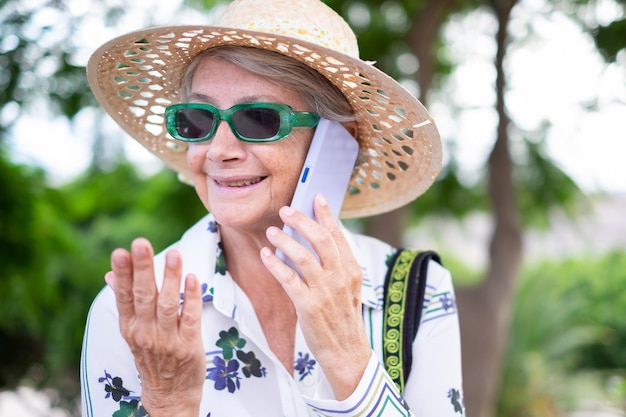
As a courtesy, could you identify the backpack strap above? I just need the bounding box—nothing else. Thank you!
[382,248,441,393]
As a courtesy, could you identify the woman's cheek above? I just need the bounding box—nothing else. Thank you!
[185,145,210,209]
[186,144,205,171]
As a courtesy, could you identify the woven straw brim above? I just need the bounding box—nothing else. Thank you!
[87,26,442,219]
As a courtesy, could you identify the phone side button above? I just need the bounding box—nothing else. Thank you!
[301,166,311,183]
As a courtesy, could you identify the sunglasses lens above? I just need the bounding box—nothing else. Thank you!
[233,107,281,140]
[174,108,215,139]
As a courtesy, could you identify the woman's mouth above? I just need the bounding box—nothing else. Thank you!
[214,177,266,187]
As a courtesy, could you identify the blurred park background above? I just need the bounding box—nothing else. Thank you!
[1,0,625,416]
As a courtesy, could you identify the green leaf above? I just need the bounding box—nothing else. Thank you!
[593,18,626,63]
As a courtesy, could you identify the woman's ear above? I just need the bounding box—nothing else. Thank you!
[342,121,358,138]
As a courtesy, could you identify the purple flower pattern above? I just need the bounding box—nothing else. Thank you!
[206,327,267,393]
[294,352,316,381]
[440,293,455,311]
[208,356,241,393]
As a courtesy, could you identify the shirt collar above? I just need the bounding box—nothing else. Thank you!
[176,213,382,310]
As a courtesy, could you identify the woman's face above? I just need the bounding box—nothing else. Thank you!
[186,57,314,233]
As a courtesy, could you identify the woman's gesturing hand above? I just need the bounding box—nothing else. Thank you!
[261,194,372,401]
[105,238,205,417]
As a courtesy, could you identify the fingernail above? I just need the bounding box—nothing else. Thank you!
[166,251,179,268]
[104,271,114,287]
[113,254,128,268]
[133,245,148,257]
[260,247,273,258]
[316,194,328,206]
[267,226,279,237]
[281,206,295,216]
[185,275,197,291]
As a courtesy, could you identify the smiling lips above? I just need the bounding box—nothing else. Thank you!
[214,177,266,187]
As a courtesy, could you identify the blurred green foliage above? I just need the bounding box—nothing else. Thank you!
[564,252,626,372]
[498,251,626,416]
[0,151,204,394]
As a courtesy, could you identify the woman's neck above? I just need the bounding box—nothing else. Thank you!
[219,223,298,373]
[219,223,287,297]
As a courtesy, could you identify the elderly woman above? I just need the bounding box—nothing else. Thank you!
[80,0,464,416]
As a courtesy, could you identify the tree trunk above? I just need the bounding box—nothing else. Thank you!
[456,1,522,416]
[365,1,523,415]
[364,206,409,248]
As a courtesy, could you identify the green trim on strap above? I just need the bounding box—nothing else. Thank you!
[382,249,419,393]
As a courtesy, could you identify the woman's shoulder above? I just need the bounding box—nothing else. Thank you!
[348,231,396,259]
[345,228,453,295]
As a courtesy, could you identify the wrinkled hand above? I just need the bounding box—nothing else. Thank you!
[261,194,372,400]
[105,238,205,417]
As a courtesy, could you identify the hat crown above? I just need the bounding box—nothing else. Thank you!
[217,0,359,57]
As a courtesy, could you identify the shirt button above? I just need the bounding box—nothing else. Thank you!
[302,376,314,387]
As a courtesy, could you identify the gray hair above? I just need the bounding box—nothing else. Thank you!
[179,46,355,122]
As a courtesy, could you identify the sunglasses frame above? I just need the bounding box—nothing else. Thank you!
[165,102,320,143]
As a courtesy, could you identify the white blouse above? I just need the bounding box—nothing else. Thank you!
[80,214,465,416]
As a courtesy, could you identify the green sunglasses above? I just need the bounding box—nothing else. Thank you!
[165,102,320,143]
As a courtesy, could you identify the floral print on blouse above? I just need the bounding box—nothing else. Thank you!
[81,214,465,416]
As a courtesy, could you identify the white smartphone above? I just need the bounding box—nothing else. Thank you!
[276,118,360,272]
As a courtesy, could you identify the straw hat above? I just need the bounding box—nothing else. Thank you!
[87,0,441,219]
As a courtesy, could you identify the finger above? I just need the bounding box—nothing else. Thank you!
[266,222,321,281]
[314,196,364,303]
[110,248,135,322]
[313,194,357,267]
[130,238,158,324]
[311,193,334,227]
[279,207,337,266]
[179,274,203,344]
[260,246,309,301]
[104,270,115,290]
[280,203,340,272]
[157,250,184,335]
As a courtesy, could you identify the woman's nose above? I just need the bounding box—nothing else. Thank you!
[206,120,247,162]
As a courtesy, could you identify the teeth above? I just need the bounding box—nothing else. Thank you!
[217,177,263,187]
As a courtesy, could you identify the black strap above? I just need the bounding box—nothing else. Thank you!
[382,248,441,393]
